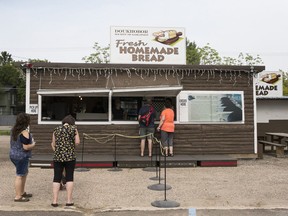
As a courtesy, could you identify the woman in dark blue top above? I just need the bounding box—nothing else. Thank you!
[10,113,36,202]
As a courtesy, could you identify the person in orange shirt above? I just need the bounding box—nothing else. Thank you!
[157,99,175,156]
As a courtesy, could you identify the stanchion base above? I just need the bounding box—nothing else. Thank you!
[143,167,156,172]
[151,200,180,208]
[75,167,90,172]
[149,176,164,181]
[148,183,172,191]
[108,167,123,172]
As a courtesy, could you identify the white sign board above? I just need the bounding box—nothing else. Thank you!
[110,26,186,65]
[29,104,38,114]
[178,91,244,123]
[255,71,282,98]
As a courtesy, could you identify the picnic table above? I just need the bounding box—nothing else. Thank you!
[258,132,288,158]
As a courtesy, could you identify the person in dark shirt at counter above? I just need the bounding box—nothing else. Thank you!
[92,103,105,113]
[112,99,125,120]
[138,98,156,157]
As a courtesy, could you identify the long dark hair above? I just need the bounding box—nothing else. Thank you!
[11,113,30,141]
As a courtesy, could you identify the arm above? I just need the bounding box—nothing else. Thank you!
[138,106,143,122]
[75,129,80,146]
[157,115,165,131]
[22,130,36,151]
[51,132,56,151]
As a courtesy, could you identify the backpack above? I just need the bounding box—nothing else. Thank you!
[139,106,153,126]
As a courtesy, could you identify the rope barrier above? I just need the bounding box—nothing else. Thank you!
[82,132,165,155]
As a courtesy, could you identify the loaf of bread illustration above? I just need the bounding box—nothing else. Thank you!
[153,30,182,45]
[261,73,281,84]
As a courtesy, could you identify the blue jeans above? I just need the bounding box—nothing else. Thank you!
[10,157,29,176]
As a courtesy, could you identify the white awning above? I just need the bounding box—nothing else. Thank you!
[112,86,183,97]
[37,89,110,96]
[37,86,183,97]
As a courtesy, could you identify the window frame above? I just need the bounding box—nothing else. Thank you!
[37,86,182,125]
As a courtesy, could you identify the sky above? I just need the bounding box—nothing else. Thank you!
[1,0,287,71]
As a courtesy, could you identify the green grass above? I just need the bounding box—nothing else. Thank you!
[0,130,10,136]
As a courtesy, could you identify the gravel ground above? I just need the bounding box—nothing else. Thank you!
[1,135,288,213]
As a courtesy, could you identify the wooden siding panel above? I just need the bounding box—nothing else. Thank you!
[29,67,256,157]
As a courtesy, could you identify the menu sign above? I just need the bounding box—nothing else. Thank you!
[110,26,186,65]
[29,104,38,114]
[178,91,244,123]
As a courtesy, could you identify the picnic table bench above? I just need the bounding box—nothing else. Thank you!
[258,140,286,158]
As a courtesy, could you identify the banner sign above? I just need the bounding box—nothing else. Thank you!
[110,26,186,65]
[255,71,283,98]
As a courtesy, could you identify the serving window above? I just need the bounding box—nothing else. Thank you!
[37,87,182,124]
[41,96,109,121]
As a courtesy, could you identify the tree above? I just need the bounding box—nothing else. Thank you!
[28,58,49,63]
[199,43,222,65]
[0,51,26,113]
[0,65,20,86]
[0,52,50,113]
[0,51,13,66]
[281,69,288,96]
[0,64,25,106]
[186,40,201,65]
[82,42,110,63]
[237,53,264,66]
[82,41,264,66]
[199,43,264,66]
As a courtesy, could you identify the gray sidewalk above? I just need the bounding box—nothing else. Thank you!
[2,209,288,216]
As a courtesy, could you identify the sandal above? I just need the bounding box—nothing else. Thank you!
[51,203,59,207]
[66,203,74,206]
[14,197,29,202]
[22,192,33,198]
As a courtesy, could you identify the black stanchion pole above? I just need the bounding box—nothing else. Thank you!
[148,152,171,191]
[108,134,122,172]
[164,152,167,200]
[150,143,163,181]
[151,152,180,208]
[75,135,90,172]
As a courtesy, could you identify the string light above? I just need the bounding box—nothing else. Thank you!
[30,66,258,86]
